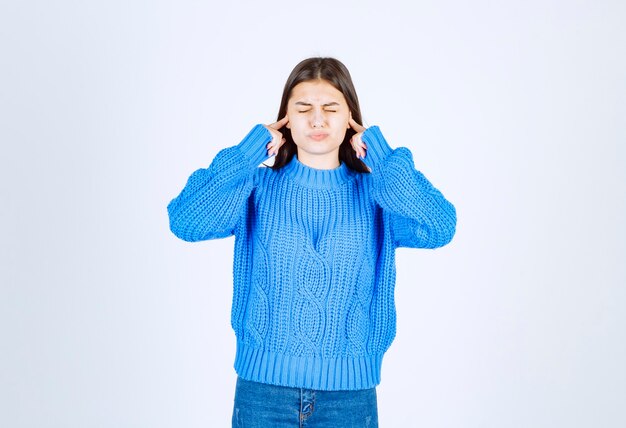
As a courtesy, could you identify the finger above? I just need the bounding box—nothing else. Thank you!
[349,117,366,133]
[350,136,365,159]
[269,115,289,130]
[354,133,367,154]
[268,137,286,156]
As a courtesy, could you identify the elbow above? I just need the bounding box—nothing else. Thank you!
[168,215,197,242]
[425,225,455,249]
[167,201,199,242]
[167,204,234,242]
[169,221,197,242]
[430,203,457,249]
[443,203,457,244]
[437,219,456,247]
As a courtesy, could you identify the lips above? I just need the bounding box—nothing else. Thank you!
[308,132,329,141]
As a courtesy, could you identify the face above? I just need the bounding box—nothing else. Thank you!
[286,79,351,167]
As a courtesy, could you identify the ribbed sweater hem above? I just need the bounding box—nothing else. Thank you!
[234,340,383,391]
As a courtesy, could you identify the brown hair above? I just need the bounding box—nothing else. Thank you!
[268,57,370,173]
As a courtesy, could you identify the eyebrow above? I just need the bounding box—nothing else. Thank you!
[294,101,340,107]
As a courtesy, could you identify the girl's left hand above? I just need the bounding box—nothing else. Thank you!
[349,118,367,159]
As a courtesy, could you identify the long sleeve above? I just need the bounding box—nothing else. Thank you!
[167,124,271,242]
[361,126,457,249]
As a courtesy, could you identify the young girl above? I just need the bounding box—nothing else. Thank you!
[168,57,456,427]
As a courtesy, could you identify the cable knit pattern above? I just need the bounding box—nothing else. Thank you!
[292,244,330,356]
[246,235,270,345]
[167,124,456,390]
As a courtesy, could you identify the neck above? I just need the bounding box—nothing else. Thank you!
[296,150,341,170]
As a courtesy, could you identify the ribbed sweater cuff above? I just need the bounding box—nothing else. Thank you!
[234,340,383,391]
[362,126,393,168]
[236,124,272,168]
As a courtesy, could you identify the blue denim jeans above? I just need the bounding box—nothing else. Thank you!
[232,376,379,427]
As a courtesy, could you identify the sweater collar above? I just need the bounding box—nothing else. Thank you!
[281,155,354,189]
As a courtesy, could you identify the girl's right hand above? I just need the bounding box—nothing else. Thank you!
[263,116,289,156]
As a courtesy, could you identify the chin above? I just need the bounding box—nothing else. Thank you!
[301,145,340,155]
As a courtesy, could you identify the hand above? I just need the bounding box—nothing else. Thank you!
[263,116,289,156]
[349,118,367,159]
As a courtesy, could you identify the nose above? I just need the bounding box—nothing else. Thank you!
[311,109,325,128]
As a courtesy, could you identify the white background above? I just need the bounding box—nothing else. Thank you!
[1,1,624,427]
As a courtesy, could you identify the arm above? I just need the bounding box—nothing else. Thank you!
[167,124,272,242]
[361,126,457,249]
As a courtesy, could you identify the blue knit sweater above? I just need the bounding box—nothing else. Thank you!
[168,124,456,390]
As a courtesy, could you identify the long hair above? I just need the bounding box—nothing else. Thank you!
[269,57,370,173]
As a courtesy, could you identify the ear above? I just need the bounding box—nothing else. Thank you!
[286,114,291,129]
[347,111,352,129]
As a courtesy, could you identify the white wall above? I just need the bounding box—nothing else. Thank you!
[1,1,624,427]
